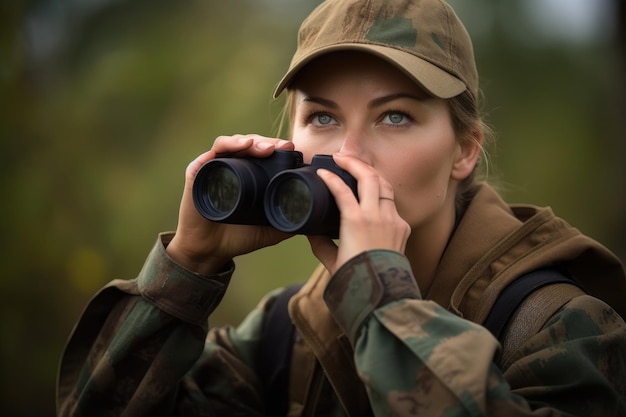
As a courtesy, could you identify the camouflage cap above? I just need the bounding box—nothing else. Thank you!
[273,0,477,100]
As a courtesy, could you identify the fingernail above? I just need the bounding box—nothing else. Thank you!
[256,142,273,150]
[317,168,330,176]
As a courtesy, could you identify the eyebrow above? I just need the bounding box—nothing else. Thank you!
[300,93,426,109]
[300,96,338,108]
[368,93,426,109]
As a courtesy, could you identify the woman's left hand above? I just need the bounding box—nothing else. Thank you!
[307,153,411,275]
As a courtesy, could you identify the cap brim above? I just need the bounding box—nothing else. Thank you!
[273,43,466,99]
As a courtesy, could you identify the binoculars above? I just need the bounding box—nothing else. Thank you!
[192,150,357,237]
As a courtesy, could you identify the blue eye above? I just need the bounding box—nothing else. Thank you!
[382,112,409,125]
[307,112,336,126]
[315,114,333,125]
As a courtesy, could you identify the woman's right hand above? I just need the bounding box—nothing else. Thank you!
[166,135,296,275]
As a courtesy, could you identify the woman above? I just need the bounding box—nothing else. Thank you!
[57,0,626,416]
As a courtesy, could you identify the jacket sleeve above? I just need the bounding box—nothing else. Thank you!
[57,233,272,417]
[323,250,626,417]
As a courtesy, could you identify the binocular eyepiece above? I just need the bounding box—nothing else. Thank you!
[192,150,357,238]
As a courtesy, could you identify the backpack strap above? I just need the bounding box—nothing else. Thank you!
[258,282,304,417]
[482,268,581,340]
[497,273,586,368]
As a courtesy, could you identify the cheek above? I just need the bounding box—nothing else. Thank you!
[292,130,316,163]
[292,134,340,164]
[388,149,456,226]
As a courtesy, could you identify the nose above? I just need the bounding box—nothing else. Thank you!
[337,128,372,164]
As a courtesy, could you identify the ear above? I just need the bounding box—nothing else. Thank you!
[451,129,484,181]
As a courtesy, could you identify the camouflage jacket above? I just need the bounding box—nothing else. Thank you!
[57,184,626,416]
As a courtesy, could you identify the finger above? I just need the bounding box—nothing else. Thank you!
[378,196,395,202]
[185,150,216,182]
[212,135,294,157]
[332,154,392,210]
[275,139,296,151]
[249,139,295,156]
[212,135,254,154]
[317,168,360,212]
[377,179,395,201]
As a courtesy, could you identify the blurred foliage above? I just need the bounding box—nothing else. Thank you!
[1,0,624,415]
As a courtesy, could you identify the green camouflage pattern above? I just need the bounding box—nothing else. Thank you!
[324,251,626,416]
[57,232,626,416]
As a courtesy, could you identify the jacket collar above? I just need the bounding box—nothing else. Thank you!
[429,183,626,322]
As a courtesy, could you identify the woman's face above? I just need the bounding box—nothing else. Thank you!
[290,52,476,234]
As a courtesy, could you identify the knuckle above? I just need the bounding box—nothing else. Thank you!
[362,171,379,183]
[213,135,229,144]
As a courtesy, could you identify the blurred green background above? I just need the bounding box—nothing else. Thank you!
[1,0,625,415]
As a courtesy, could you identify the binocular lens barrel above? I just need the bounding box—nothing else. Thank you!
[192,151,355,237]
[192,159,269,224]
[206,166,239,214]
[272,177,312,227]
[264,168,341,236]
